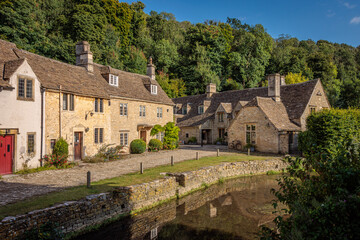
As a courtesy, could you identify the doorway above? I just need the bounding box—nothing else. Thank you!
[74,132,83,160]
[140,130,147,142]
[0,135,13,175]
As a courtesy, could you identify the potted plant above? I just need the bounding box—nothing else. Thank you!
[215,137,224,145]
[245,143,255,152]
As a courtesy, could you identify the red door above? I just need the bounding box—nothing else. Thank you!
[0,135,13,175]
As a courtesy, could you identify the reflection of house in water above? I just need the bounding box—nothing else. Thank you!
[75,176,280,240]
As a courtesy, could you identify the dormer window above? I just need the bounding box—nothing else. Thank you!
[198,106,204,115]
[109,74,118,87]
[182,106,187,115]
[151,84,157,95]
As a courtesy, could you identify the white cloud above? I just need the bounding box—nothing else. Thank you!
[344,2,356,9]
[350,16,360,24]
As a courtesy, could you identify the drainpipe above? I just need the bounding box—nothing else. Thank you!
[59,85,62,138]
[40,87,45,167]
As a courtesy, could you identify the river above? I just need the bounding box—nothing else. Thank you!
[74,175,281,240]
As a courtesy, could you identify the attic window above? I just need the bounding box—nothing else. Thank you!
[151,85,157,95]
[109,74,118,87]
[198,106,204,114]
[316,90,322,96]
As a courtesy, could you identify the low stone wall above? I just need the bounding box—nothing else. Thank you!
[0,159,286,239]
[169,159,287,195]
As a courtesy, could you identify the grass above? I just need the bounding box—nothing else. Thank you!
[0,153,276,220]
[15,163,77,175]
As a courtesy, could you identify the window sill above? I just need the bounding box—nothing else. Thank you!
[17,97,35,102]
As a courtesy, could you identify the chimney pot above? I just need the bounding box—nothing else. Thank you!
[206,83,216,98]
[147,57,155,80]
[76,41,93,73]
[267,73,281,101]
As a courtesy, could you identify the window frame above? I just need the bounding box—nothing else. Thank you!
[120,133,128,146]
[198,106,204,115]
[63,93,68,110]
[69,94,75,111]
[151,85,158,95]
[182,106,187,115]
[94,128,104,144]
[139,105,146,117]
[157,107,163,118]
[109,74,119,87]
[246,124,256,145]
[120,103,128,116]
[94,98,104,113]
[17,78,34,101]
[27,132,36,155]
[218,112,224,122]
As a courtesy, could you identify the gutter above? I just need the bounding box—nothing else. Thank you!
[40,87,45,166]
[59,85,62,138]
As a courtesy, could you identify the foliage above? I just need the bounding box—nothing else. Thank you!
[215,137,224,144]
[148,139,163,152]
[43,154,68,168]
[150,124,165,136]
[15,164,76,174]
[163,122,180,150]
[0,1,359,107]
[52,138,69,158]
[262,109,360,239]
[130,139,146,154]
[187,137,197,144]
[244,143,255,149]
[285,72,308,84]
[97,144,123,160]
[22,222,64,240]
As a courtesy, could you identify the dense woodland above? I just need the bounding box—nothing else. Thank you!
[1,0,359,107]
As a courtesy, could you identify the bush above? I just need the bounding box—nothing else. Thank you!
[163,122,180,150]
[215,137,224,144]
[148,139,163,152]
[43,154,68,168]
[96,144,123,160]
[130,139,146,154]
[188,137,197,144]
[52,138,69,158]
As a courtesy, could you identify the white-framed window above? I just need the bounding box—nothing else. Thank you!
[94,128,104,144]
[198,105,204,114]
[109,74,118,87]
[120,133,128,146]
[156,132,164,141]
[139,105,146,117]
[151,84,157,95]
[120,103,128,116]
[157,107,163,118]
[246,125,256,144]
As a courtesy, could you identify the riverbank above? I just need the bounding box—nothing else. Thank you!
[0,157,287,239]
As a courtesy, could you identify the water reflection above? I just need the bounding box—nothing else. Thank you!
[74,175,279,240]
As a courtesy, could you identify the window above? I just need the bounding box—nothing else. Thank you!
[50,139,56,149]
[120,103,128,116]
[151,85,157,95]
[63,93,68,110]
[94,128,104,144]
[198,106,204,114]
[156,132,164,141]
[69,94,75,111]
[246,125,256,144]
[182,106,187,115]
[18,78,33,100]
[95,98,104,113]
[109,74,119,87]
[120,133,128,146]
[218,113,224,122]
[186,133,189,138]
[310,107,316,114]
[218,128,225,139]
[139,105,146,117]
[27,133,35,154]
[157,107,163,118]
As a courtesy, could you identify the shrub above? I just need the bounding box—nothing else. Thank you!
[130,139,146,154]
[43,154,68,168]
[52,138,69,158]
[150,124,165,136]
[215,137,224,144]
[163,122,180,150]
[96,144,123,160]
[188,137,197,144]
[148,139,163,151]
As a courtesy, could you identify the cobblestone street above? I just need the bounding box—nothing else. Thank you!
[0,145,230,206]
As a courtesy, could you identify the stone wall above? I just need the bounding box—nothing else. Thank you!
[0,159,286,239]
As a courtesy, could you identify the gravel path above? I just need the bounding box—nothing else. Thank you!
[0,145,230,206]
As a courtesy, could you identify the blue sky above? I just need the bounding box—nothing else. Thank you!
[125,0,360,47]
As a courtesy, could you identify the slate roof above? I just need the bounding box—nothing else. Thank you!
[173,80,319,128]
[0,39,173,105]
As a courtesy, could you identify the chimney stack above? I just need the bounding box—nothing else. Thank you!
[280,75,286,85]
[147,57,155,80]
[267,73,281,102]
[206,83,216,98]
[76,41,93,73]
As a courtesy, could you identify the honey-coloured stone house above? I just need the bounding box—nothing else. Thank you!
[0,39,173,174]
[173,74,330,154]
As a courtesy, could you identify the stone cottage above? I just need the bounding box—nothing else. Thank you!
[173,74,330,154]
[0,39,173,174]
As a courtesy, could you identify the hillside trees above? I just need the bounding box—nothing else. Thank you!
[0,0,359,107]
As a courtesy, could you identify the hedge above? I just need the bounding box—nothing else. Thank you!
[130,139,146,154]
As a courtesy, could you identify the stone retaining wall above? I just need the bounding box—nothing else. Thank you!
[0,159,286,239]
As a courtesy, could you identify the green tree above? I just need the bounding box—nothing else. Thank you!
[285,72,308,84]
[163,122,180,150]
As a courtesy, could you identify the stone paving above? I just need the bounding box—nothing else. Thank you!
[0,145,231,206]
